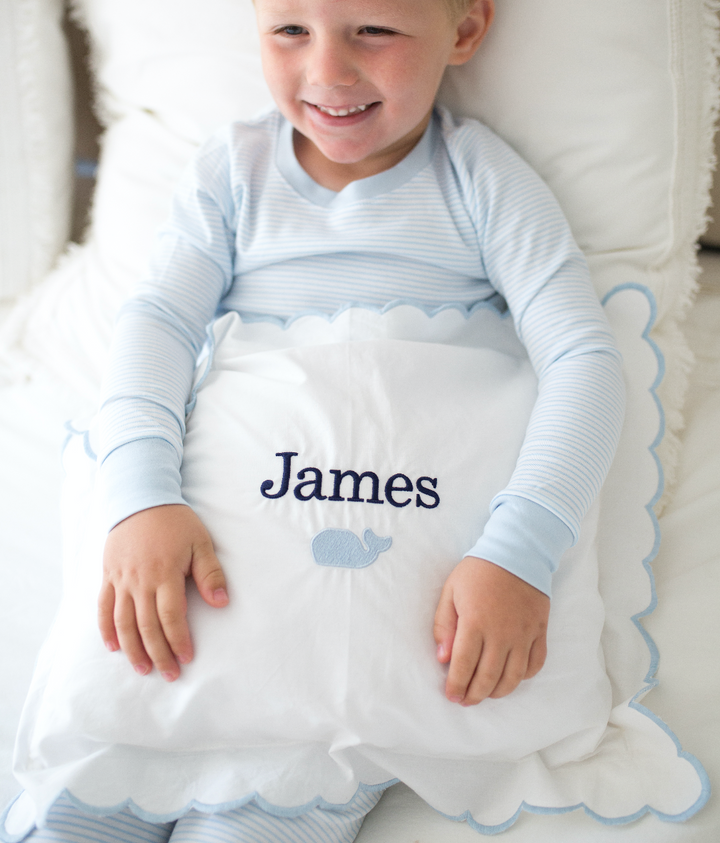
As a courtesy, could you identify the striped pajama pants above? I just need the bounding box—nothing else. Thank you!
[23,790,384,843]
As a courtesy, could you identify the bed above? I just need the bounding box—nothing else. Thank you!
[1,0,719,839]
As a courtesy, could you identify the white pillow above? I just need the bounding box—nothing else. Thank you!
[0,0,73,302]
[3,291,708,835]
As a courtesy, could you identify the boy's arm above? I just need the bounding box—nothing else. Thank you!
[432,270,616,705]
[99,129,237,531]
[97,133,237,677]
[434,124,625,703]
[470,137,625,578]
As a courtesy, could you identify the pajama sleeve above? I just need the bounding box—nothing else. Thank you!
[97,134,237,529]
[457,127,625,595]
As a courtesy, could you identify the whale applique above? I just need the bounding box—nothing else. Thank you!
[311,528,392,569]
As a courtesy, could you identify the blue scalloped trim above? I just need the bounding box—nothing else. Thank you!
[60,420,96,463]
[2,285,710,840]
[0,795,30,843]
[63,778,397,825]
[226,294,509,329]
[185,296,509,419]
[184,322,220,417]
[601,284,666,694]
[0,779,399,840]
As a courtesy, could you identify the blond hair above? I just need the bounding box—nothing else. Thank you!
[443,0,477,21]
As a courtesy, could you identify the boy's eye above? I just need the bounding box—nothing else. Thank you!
[359,26,395,36]
[276,25,307,36]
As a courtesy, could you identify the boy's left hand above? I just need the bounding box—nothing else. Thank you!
[433,557,549,706]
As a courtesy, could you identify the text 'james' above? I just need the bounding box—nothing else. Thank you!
[260,452,439,509]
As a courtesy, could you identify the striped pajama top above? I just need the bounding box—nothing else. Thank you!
[97,107,624,596]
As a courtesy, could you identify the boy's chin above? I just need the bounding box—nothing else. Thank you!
[295,131,384,173]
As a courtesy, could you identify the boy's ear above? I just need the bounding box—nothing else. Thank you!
[448,0,494,66]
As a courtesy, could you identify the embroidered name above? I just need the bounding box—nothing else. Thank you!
[260,451,440,509]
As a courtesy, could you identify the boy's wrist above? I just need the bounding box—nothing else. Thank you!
[464,496,573,598]
[98,438,186,532]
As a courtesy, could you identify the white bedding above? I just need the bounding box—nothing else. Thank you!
[1,0,718,837]
[1,256,719,839]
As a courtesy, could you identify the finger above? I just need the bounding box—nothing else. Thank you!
[191,544,229,608]
[433,581,458,664]
[444,619,484,702]
[156,578,193,667]
[525,634,548,679]
[98,582,119,652]
[488,646,530,699]
[134,592,181,681]
[460,642,508,705]
[113,591,152,676]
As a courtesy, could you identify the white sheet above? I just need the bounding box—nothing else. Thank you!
[0,373,73,808]
[1,263,719,838]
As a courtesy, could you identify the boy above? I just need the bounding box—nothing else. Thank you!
[26,0,624,840]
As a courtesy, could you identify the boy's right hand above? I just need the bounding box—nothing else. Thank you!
[98,504,229,682]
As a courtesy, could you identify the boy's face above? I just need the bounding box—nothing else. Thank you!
[255,0,493,188]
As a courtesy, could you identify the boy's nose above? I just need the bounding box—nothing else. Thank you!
[305,39,358,89]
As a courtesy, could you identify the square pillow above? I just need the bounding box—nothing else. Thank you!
[1,291,709,838]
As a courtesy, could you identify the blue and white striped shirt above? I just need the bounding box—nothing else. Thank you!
[98,107,624,596]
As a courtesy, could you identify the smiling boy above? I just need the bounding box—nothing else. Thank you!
[258,0,489,189]
[22,0,624,839]
[98,0,623,709]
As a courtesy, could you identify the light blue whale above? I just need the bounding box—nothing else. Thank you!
[311,528,392,569]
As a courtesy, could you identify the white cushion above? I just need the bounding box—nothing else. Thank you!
[0,0,72,302]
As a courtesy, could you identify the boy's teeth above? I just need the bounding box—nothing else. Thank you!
[317,104,369,117]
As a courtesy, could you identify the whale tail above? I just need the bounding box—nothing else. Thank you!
[362,528,393,557]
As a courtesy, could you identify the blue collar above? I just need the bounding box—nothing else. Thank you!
[275,109,441,208]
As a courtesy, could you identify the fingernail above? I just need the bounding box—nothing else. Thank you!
[177,653,191,665]
[448,695,463,704]
[161,672,176,682]
[437,643,447,660]
[134,664,150,676]
[105,641,118,652]
[213,588,228,603]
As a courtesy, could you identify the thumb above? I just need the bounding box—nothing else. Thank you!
[433,581,458,664]
[191,542,229,608]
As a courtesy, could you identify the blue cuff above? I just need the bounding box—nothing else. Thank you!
[98,438,187,532]
[464,497,573,597]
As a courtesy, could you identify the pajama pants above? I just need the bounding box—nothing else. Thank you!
[23,790,384,843]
